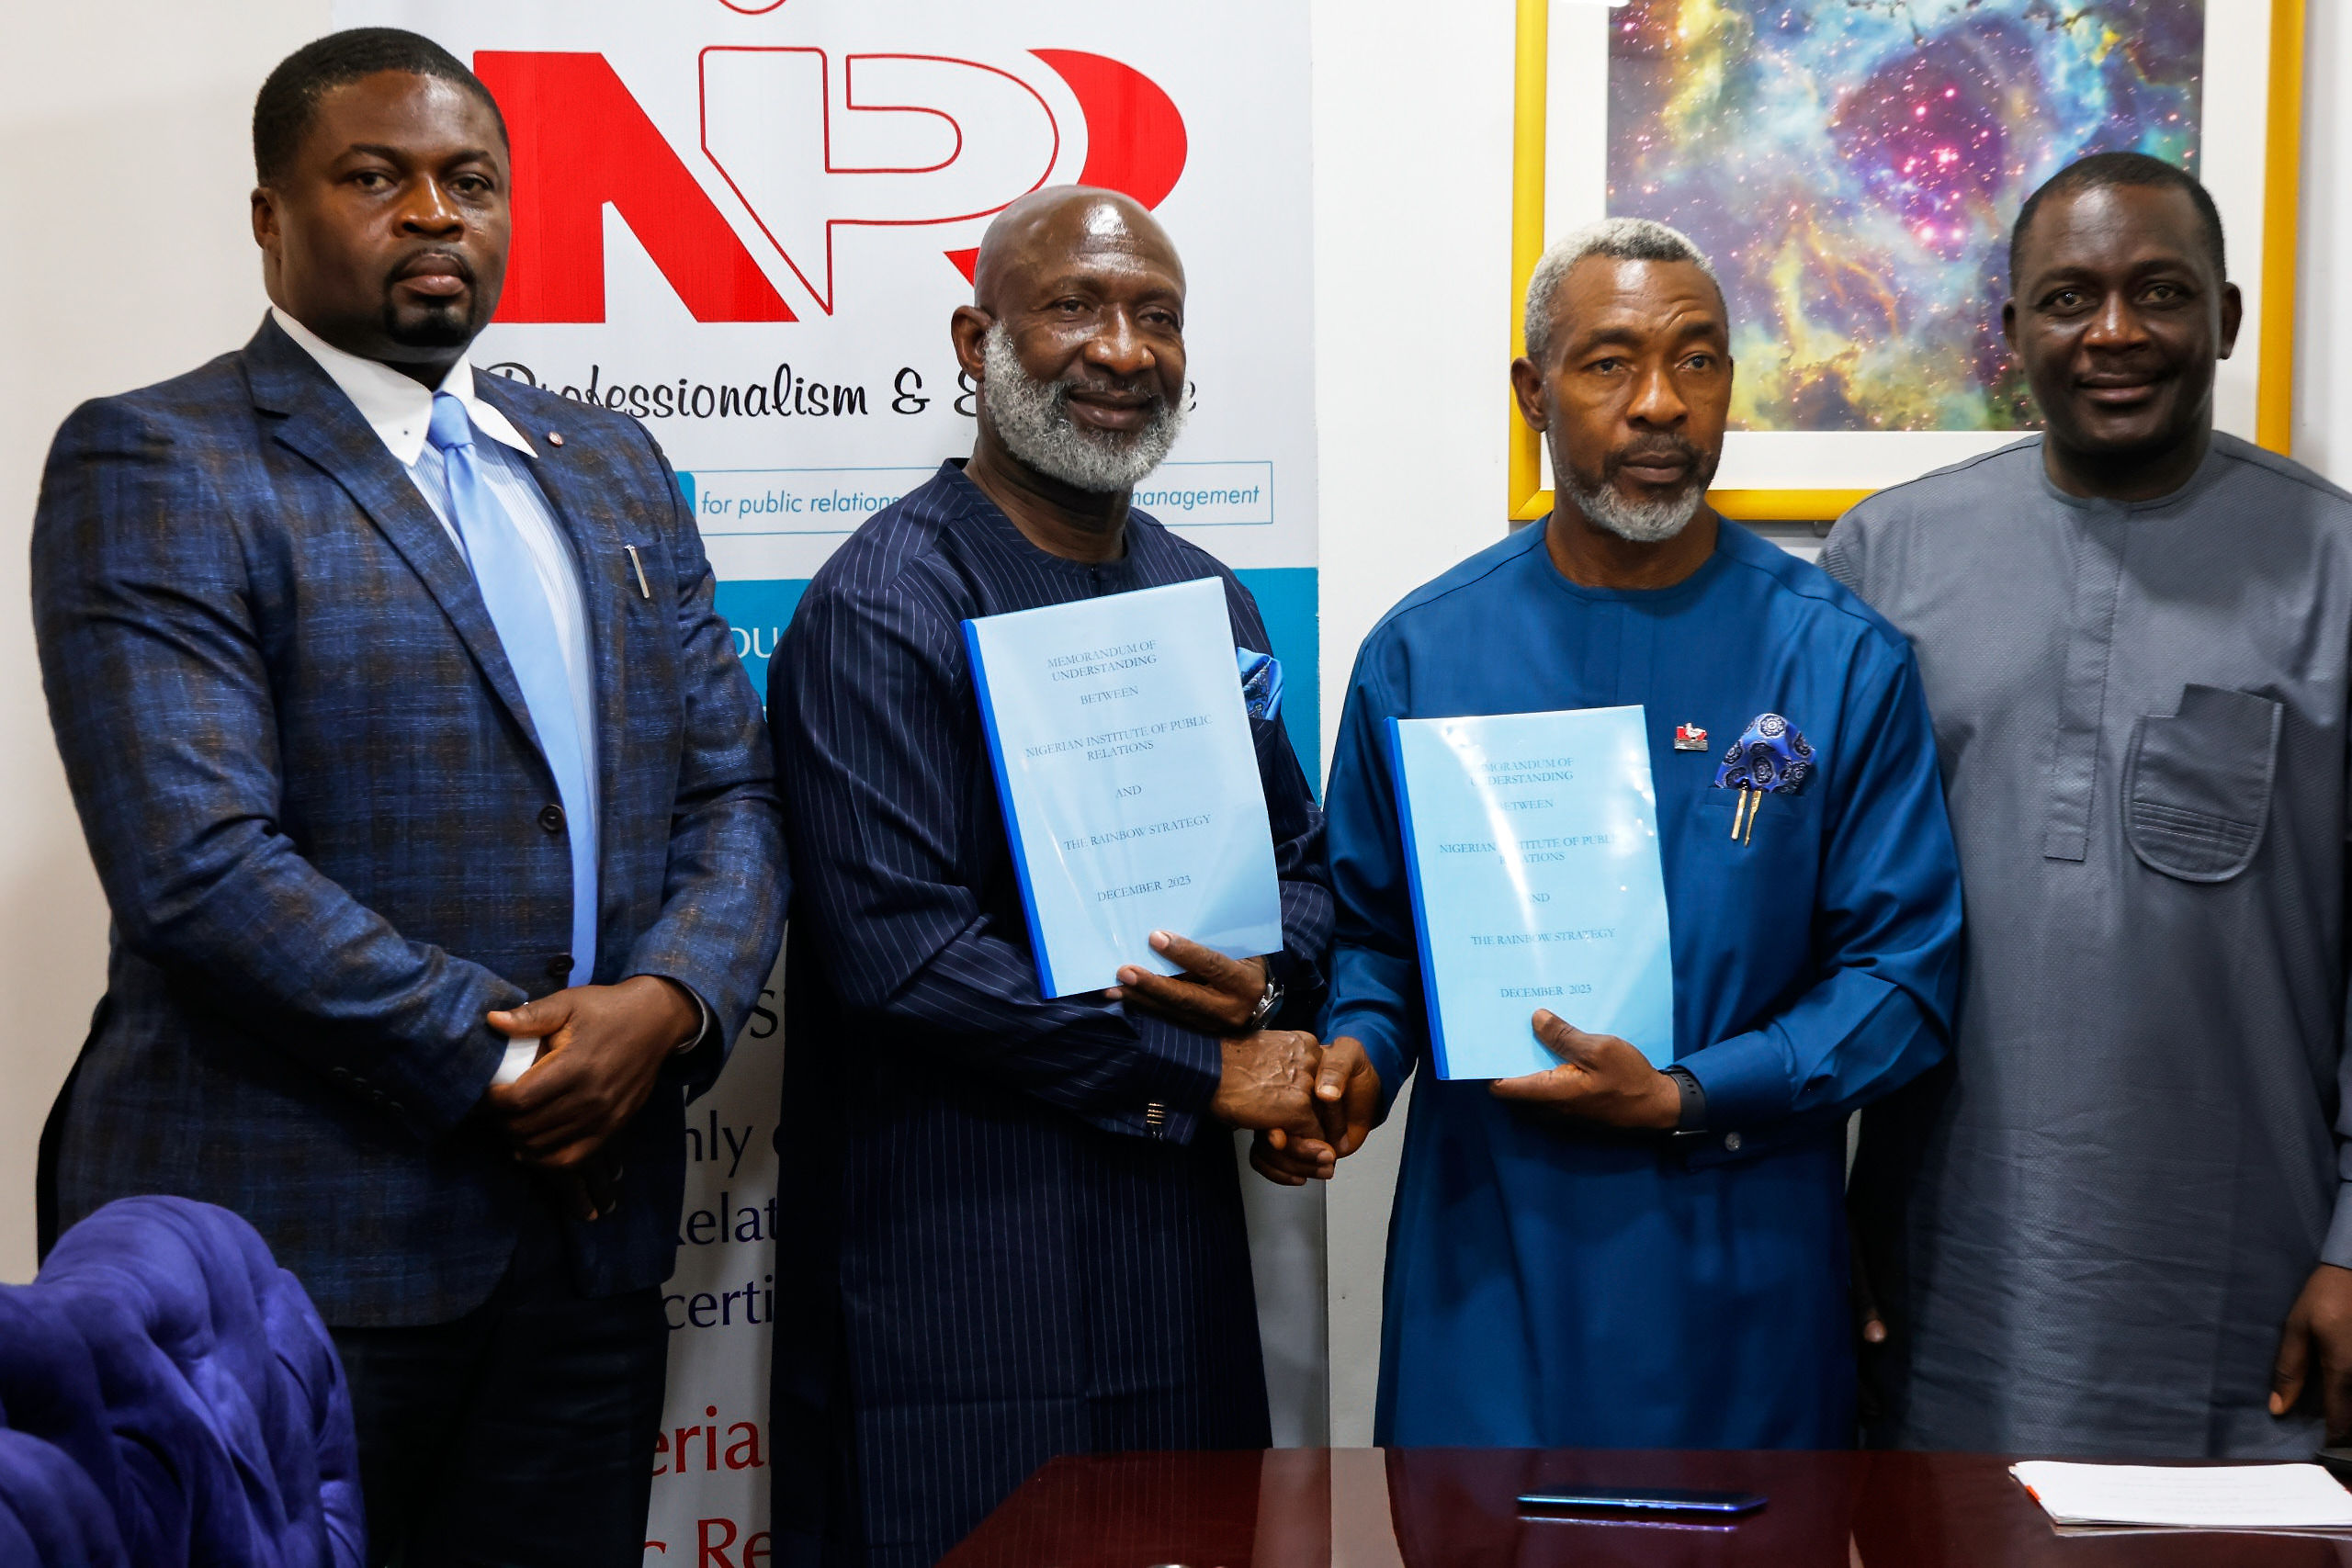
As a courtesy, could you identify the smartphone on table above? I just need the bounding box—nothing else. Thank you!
[1517,1486,1767,1517]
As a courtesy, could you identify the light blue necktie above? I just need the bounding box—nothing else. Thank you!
[427,392,597,986]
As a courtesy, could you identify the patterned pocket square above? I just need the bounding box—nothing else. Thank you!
[1713,712,1817,795]
[1238,648,1283,722]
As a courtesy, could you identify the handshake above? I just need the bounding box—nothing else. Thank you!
[1110,931,1382,1186]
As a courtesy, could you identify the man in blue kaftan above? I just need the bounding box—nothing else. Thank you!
[1318,219,1964,1448]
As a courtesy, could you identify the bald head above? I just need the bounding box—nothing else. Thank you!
[950,185,1190,501]
[970,186,1184,311]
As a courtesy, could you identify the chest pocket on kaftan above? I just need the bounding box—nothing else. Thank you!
[1691,786,1824,867]
[2122,684,2282,883]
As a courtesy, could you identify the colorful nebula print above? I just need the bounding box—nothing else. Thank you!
[1608,1,2202,431]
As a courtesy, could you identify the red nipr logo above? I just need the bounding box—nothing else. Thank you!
[475,47,1188,325]
[476,52,796,323]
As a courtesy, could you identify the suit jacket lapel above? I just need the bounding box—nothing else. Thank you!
[243,318,548,759]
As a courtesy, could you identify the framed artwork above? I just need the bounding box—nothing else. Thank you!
[1509,0,2308,522]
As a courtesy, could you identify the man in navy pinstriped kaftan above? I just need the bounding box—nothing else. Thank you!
[768,458,1332,1565]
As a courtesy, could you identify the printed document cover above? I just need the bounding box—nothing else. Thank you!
[1388,706,1673,1079]
[967,577,1281,998]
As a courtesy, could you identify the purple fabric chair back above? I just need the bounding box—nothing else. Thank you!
[0,1427,122,1567]
[0,1197,363,1567]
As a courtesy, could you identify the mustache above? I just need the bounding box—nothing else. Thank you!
[388,248,477,289]
[1602,435,1706,479]
[1047,373,1165,408]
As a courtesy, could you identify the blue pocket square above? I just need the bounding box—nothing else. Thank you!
[1713,712,1816,794]
[1238,648,1283,722]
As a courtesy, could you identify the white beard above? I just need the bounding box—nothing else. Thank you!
[980,323,1187,493]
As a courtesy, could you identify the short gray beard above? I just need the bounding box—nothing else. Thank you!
[980,323,1186,493]
[1562,463,1706,543]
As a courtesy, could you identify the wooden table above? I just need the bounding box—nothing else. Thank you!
[942,1448,2352,1566]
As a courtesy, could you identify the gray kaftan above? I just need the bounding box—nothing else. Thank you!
[1826,432,2352,1458]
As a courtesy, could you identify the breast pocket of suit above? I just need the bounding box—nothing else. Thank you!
[2121,683,2283,883]
[618,538,671,610]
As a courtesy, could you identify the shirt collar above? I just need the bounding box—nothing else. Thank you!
[938,457,1149,581]
[270,306,537,467]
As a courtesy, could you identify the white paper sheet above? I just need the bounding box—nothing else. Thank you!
[2011,1461,2352,1530]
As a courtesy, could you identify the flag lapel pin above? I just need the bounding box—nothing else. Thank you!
[1673,723,1709,752]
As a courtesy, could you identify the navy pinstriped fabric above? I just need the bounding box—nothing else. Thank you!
[30,316,786,1327]
[768,463,1331,1567]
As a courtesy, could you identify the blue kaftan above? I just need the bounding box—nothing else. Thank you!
[1325,517,1962,1448]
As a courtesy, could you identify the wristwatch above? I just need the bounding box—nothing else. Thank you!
[1245,971,1285,1031]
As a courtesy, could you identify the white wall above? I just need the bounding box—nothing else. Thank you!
[0,2,334,1282]
[2300,0,2352,479]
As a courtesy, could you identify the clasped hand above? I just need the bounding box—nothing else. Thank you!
[1111,930,1380,1187]
[479,974,700,1181]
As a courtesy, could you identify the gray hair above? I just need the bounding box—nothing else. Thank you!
[1522,217,1723,367]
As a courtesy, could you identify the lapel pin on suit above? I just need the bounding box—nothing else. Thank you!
[546,431,564,447]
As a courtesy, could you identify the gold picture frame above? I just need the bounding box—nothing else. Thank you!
[1507,0,2308,524]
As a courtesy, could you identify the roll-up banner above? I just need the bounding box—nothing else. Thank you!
[333,2,1320,1556]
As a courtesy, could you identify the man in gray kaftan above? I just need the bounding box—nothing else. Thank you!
[1827,152,2352,1457]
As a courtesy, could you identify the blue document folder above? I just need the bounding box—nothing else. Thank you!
[1387,706,1674,1079]
[966,577,1283,998]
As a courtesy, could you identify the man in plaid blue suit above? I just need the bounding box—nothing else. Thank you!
[29,30,785,1565]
